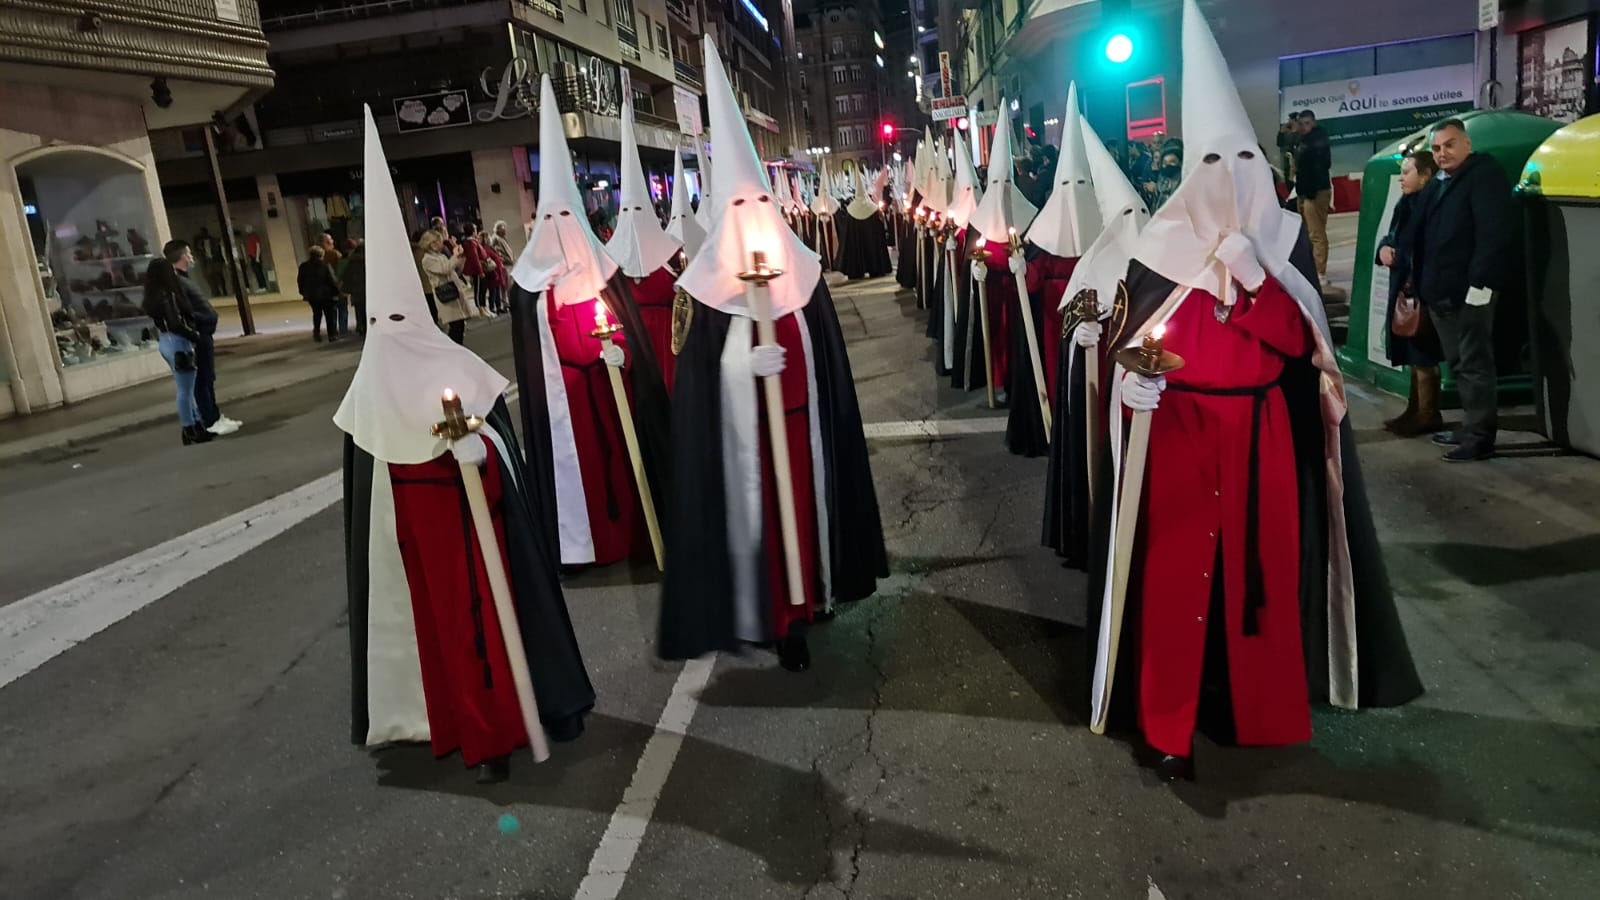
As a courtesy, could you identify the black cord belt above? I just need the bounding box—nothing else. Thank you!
[1164,376,1282,636]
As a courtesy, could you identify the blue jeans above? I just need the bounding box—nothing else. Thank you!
[158,332,201,427]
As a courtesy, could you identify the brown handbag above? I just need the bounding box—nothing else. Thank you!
[1392,281,1421,337]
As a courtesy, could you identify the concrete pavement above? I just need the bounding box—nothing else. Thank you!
[0,272,1597,899]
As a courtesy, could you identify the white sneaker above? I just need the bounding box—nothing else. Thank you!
[221,415,243,428]
[207,419,240,436]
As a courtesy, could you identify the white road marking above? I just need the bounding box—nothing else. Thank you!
[0,472,342,690]
[862,417,1008,440]
[1147,876,1168,900]
[573,655,717,900]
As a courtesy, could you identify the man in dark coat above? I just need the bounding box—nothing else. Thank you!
[1414,118,1513,462]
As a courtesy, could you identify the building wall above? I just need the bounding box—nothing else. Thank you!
[471,147,535,258]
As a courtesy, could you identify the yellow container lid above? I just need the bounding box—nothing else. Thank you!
[1519,114,1600,200]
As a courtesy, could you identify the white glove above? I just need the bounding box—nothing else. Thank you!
[1121,372,1166,412]
[750,344,787,377]
[451,432,488,466]
[1073,321,1102,349]
[1215,232,1266,293]
[1008,252,1027,277]
[944,237,957,251]
[971,260,988,282]
[1465,286,1492,307]
[600,342,625,368]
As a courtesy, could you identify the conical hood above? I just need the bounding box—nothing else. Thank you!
[667,152,706,261]
[675,35,820,318]
[1132,0,1299,293]
[872,165,890,202]
[968,100,1038,241]
[945,129,982,228]
[512,75,618,303]
[789,171,805,214]
[608,91,681,277]
[1026,83,1102,257]
[846,165,877,219]
[334,106,509,465]
[812,159,841,216]
[1062,114,1150,313]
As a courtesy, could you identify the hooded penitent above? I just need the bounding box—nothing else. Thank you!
[1026,83,1102,260]
[968,102,1039,243]
[507,75,672,568]
[1087,0,1422,755]
[659,35,886,663]
[667,153,706,262]
[937,129,988,388]
[839,165,893,279]
[962,108,1036,395]
[609,92,684,390]
[339,105,593,769]
[1041,113,1149,562]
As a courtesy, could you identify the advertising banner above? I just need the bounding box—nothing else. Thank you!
[1280,64,1475,143]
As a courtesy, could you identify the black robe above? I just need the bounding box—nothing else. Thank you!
[344,400,596,746]
[896,212,919,290]
[1003,244,1051,457]
[658,282,888,660]
[837,210,894,279]
[946,228,989,392]
[1084,232,1424,733]
[507,271,673,564]
[1041,291,1097,570]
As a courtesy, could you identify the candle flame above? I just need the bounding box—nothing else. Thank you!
[442,388,456,401]
[1151,324,1166,340]
[1008,226,1017,236]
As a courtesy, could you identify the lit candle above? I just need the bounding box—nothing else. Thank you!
[1151,323,1166,341]
[594,300,610,331]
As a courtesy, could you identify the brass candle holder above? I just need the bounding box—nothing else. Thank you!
[736,250,784,287]
[589,300,622,340]
[1006,226,1022,256]
[1113,325,1186,377]
[432,389,483,441]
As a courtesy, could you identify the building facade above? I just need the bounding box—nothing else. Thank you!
[795,0,899,174]
[0,0,274,416]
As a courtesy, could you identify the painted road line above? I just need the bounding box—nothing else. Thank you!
[0,471,342,691]
[573,655,717,900]
[862,417,1009,440]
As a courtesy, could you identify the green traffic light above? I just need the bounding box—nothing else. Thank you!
[1105,32,1134,64]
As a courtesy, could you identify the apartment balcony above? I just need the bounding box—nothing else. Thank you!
[618,26,643,63]
[673,59,703,90]
[0,0,274,127]
[665,0,699,33]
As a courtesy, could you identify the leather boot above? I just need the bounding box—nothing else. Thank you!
[1394,367,1444,437]
[182,424,214,445]
[1384,368,1420,432]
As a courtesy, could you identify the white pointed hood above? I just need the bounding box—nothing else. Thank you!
[872,166,890,203]
[811,160,841,216]
[334,107,509,465]
[1026,83,1102,258]
[1132,0,1299,296]
[675,35,821,318]
[945,130,982,228]
[967,102,1039,241]
[513,75,618,304]
[1061,115,1150,312]
[846,166,878,219]
[666,152,706,261]
[607,92,681,277]
[930,137,951,209]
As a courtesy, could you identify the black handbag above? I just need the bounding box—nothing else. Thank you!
[434,279,461,304]
[173,350,197,372]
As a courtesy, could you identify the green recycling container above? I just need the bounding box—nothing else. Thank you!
[1519,114,1600,456]
[1338,109,1563,403]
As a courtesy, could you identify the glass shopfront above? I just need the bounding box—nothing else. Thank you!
[17,151,160,368]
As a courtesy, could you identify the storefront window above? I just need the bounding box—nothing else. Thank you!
[17,151,159,368]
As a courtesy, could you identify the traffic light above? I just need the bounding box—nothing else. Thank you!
[955,116,969,131]
[1101,0,1136,65]
[881,122,896,140]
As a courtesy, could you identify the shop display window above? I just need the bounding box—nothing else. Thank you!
[18,151,160,368]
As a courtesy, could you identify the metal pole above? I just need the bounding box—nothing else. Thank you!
[203,124,255,335]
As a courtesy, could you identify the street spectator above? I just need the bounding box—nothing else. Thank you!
[319,232,348,337]
[298,245,342,342]
[141,259,210,445]
[1377,150,1443,436]
[486,220,515,315]
[1124,139,1154,190]
[419,230,475,344]
[411,228,440,324]
[1278,112,1302,184]
[343,241,367,337]
[163,239,241,436]
[1294,110,1333,281]
[1146,145,1183,211]
[588,208,614,243]
[1416,118,1512,462]
[459,222,496,319]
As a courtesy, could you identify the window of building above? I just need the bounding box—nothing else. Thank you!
[799,70,807,90]
[851,94,865,113]
[656,22,669,57]
[573,0,587,13]
[848,35,860,53]
[615,0,636,34]
[831,66,846,85]
[836,126,851,147]
[640,14,652,47]
[830,37,843,56]
[849,65,862,82]
[834,95,848,115]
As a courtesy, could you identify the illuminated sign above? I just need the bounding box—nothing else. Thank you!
[738,0,769,32]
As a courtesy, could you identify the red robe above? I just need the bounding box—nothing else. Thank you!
[1024,252,1078,404]
[1133,276,1314,756]
[629,267,679,393]
[389,449,528,767]
[977,238,1014,389]
[548,295,643,566]
[758,314,820,639]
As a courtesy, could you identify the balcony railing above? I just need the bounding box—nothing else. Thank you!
[665,0,696,29]
[673,60,702,89]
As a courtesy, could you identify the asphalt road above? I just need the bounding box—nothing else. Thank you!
[2,274,1598,900]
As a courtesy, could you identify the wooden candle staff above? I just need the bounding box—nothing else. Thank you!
[590,301,665,571]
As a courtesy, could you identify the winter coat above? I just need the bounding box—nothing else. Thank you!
[421,249,477,324]
[1413,152,1513,311]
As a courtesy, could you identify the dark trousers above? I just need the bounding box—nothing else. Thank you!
[249,258,267,290]
[312,301,338,336]
[335,296,350,335]
[424,292,440,325]
[1431,302,1498,442]
[194,333,220,427]
[447,320,466,344]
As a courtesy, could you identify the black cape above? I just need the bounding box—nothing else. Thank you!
[946,228,989,392]
[507,271,673,564]
[344,400,596,745]
[1040,276,1097,569]
[658,282,888,660]
[896,213,919,290]
[1085,232,1424,733]
[1003,244,1052,457]
[837,210,893,279]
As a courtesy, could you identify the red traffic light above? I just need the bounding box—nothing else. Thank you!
[881,123,896,139]
[955,116,969,131]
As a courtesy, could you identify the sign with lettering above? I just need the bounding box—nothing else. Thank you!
[395,90,472,132]
[674,85,703,135]
[214,0,240,23]
[1279,64,1475,143]
[930,95,967,122]
[938,51,952,98]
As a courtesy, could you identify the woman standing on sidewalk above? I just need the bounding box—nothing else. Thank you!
[141,260,211,445]
[418,231,476,344]
[1377,150,1444,435]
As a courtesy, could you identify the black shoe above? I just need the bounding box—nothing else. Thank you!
[546,715,585,743]
[1431,430,1459,446]
[182,424,213,445]
[778,633,811,673]
[476,755,511,784]
[328,333,340,343]
[313,331,323,343]
[1442,441,1493,463]
[1157,754,1196,783]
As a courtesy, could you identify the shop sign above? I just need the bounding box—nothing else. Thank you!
[214,0,240,23]
[674,85,703,135]
[478,58,537,122]
[931,96,967,122]
[1478,0,1500,31]
[394,90,473,132]
[1280,64,1475,144]
[938,51,952,98]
